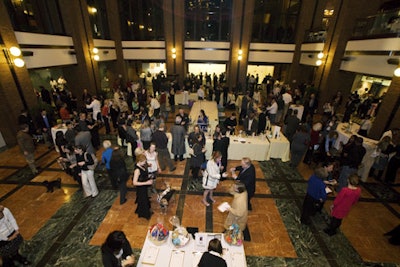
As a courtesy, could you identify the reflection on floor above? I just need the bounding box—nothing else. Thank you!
[1,117,399,266]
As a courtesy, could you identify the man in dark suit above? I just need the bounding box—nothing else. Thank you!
[231,157,256,210]
[243,112,258,136]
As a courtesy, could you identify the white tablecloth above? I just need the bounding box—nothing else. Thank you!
[289,104,304,120]
[189,101,219,131]
[175,92,198,105]
[334,122,378,182]
[203,135,270,161]
[137,232,247,267]
[266,128,290,162]
[51,125,68,152]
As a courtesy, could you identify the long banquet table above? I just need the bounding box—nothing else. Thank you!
[334,122,378,182]
[137,232,247,267]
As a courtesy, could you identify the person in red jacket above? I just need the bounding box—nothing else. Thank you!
[324,174,361,236]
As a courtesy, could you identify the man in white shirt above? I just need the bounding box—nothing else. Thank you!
[86,96,101,121]
[282,89,293,119]
[266,98,278,124]
[0,206,30,265]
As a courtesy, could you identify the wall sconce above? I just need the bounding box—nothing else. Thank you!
[7,46,25,68]
[171,48,176,59]
[394,67,400,77]
[238,49,243,61]
[315,52,325,66]
[316,60,323,66]
[92,47,99,61]
[317,52,324,59]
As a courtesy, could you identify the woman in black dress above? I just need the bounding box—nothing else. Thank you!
[189,133,206,180]
[132,154,153,219]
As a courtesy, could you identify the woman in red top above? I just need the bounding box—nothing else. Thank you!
[324,174,361,236]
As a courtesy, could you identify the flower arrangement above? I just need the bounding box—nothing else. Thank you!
[224,223,243,246]
[148,223,169,245]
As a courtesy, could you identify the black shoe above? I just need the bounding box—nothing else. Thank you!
[170,167,176,172]
[120,199,127,205]
[179,157,184,161]
[323,228,336,236]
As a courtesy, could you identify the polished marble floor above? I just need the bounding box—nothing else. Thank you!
[1,109,400,266]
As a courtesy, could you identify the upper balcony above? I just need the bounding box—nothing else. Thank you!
[352,8,400,40]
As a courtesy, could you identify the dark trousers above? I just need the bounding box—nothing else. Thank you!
[191,167,200,179]
[301,194,323,225]
[107,169,118,189]
[102,116,111,134]
[157,148,175,171]
[325,216,342,235]
[385,157,400,183]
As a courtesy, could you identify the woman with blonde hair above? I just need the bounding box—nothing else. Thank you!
[202,151,227,206]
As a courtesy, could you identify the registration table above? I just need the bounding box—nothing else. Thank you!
[189,101,219,131]
[137,232,247,267]
[334,122,378,182]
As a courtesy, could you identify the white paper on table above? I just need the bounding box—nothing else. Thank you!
[169,250,185,267]
[325,187,332,194]
[217,202,231,212]
[273,126,281,138]
[232,252,246,267]
[194,233,207,251]
[141,246,159,265]
[192,252,203,267]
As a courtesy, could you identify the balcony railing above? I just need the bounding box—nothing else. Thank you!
[352,9,400,39]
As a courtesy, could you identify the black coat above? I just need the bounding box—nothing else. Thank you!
[101,237,133,267]
[235,164,256,198]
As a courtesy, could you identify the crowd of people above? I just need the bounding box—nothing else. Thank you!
[8,70,399,266]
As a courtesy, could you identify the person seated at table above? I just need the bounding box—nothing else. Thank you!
[231,157,256,210]
[223,182,248,232]
[101,230,135,267]
[198,238,227,267]
[197,109,209,132]
[243,112,258,136]
[223,112,237,135]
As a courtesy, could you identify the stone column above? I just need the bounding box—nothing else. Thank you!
[164,0,185,84]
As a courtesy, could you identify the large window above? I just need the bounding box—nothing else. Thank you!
[119,0,164,41]
[185,0,232,41]
[251,0,300,43]
[4,0,65,34]
[87,0,110,39]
